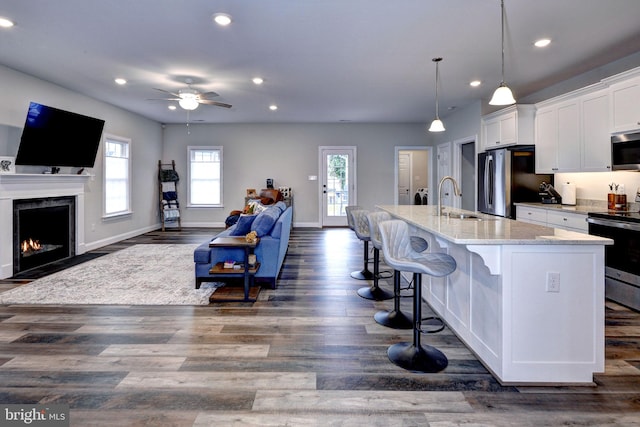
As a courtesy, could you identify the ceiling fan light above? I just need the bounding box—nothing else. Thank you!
[428,118,445,132]
[489,83,516,106]
[179,97,199,110]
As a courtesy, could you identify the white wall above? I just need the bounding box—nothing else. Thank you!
[162,122,429,227]
[0,65,163,249]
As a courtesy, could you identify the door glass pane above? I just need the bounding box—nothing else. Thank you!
[325,154,349,217]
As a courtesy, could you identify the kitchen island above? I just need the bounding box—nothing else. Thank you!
[377,204,612,385]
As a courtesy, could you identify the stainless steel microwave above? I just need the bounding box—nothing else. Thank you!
[612,131,640,171]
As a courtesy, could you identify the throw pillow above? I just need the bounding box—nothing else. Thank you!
[250,207,280,237]
[230,214,257,236]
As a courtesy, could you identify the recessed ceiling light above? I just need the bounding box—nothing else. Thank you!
[269,105,278,111]
[252,77,264,85]
[114,78,127,85]
[213,13,232,26]
[0,17,14,28]
[470,80,481,87]
[534,38,551,48]
[168,105,177,110]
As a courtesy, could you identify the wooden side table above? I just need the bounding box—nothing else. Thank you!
[208,236,260,302]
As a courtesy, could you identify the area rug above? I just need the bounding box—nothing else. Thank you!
[0,244,220,305]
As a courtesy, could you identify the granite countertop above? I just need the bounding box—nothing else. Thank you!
[376,204,612,246]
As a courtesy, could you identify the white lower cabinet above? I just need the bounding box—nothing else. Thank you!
[515,205,547,226]
[516,205,588,233]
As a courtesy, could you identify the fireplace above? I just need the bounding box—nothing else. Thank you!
[13,196,76,274]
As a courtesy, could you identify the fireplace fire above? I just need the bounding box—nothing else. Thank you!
[20,238,63,258]
[13,196,76,274]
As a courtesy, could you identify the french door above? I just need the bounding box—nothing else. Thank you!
[320,146,356,227]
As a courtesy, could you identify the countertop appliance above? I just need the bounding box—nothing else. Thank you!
[478,146,553,218]
[587,210,640,311]
[612,131,640,171]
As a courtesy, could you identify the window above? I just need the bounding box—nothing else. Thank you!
[104,135,131,216]
[188,146,223,207]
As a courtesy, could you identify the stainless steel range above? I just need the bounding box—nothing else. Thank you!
[587,210,640,311]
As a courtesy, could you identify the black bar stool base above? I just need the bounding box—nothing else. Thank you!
[350,269,374,280]
[387,342,448,373]
[357,285,393,300]
[374,310,412,329]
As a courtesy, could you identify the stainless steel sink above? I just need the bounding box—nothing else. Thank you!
[442,212,478,220]
[441,212,497,221]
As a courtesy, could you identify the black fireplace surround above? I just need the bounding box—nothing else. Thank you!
[13,196,76,274]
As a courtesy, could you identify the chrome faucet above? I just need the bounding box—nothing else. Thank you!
[438,176,461,215]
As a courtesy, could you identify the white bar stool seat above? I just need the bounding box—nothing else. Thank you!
[379,219,456,373]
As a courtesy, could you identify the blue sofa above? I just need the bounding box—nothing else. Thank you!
[194,203,292,289]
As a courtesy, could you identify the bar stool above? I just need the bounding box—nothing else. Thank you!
[349,209,374,280]
[378,219,456,373]
[345,205,361,231]
[374,230,430,330]
[356,211,394,300]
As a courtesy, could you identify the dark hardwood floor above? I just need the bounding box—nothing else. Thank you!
[1,227,639,426]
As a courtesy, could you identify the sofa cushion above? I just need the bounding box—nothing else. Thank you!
[250,207,281,237]
[230,214,257,236]
[274,201,287,213]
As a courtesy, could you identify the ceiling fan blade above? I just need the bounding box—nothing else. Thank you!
[147,97,180,101]
[198,91,220,99]
[198,100,232,108]
[153,88,181,98]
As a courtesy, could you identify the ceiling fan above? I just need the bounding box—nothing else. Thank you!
[149,80,232,111]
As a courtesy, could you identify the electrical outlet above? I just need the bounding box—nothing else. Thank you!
[546,272,560,293]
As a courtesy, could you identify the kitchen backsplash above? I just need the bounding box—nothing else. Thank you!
[555,171,640,209]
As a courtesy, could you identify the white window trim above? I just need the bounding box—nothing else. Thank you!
[103,133,132,218]
[187,145,224,208]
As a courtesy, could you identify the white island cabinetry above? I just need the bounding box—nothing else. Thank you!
[377,204,611,385]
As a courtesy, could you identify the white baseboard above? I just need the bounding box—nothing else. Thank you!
[83,224,160,252]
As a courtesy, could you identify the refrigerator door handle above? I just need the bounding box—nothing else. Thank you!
[486,154,494,209]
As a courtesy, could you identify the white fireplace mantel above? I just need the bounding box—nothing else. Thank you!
[0,173,90,278]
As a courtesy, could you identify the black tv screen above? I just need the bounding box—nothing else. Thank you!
[15,102,105,168]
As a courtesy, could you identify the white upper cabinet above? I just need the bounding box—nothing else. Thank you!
[535,86,611,173]
[609,74,640,134]
[481,105,535,151]
[535,99,581,173]
[581,89,611,171]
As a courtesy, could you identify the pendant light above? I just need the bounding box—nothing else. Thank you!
[428,57,445,132]
[489,0,516,106]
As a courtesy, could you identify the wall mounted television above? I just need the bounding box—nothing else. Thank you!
[15,102,105,168]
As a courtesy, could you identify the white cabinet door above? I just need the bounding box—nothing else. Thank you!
[582,90,612,172]
[516,205,547,225]
[498,111,517,146]
[556,101,581,172]
[535,107,558,173]
[611,76,640,133]
[484,118,501,150]
[547,210,588,233]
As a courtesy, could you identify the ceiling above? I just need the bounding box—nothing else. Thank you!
[1,0,640,125]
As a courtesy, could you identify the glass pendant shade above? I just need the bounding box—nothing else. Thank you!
[489,83,516,106]
[429,118,445,132]
[490,0,516,107]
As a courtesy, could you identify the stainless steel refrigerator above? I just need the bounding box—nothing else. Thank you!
[478,146,552,218]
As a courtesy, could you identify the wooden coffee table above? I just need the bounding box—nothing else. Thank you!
[208,236,260,302]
